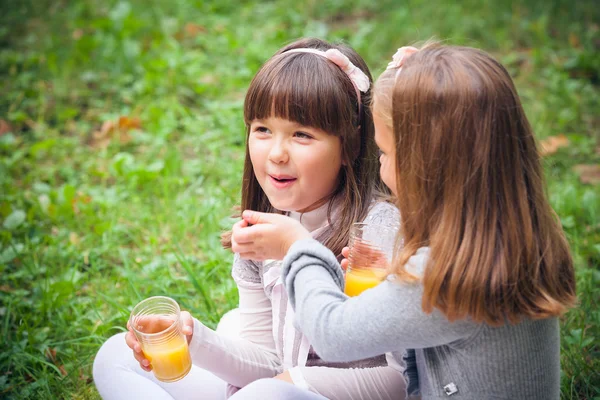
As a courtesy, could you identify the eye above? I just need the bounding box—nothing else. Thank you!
[378,149,385,157]
[294,131,313,139]
[253,126,271,134]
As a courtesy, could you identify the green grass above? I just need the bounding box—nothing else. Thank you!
[1,0,599,398]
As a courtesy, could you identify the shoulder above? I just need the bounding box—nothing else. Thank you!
[363,201,400,226]
[403,247,430,278]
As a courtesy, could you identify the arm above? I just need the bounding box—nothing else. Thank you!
[283,239,478,362]
[188,256,281,387]
[288,365,407,400]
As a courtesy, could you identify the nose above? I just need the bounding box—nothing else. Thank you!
[268,138,289,164]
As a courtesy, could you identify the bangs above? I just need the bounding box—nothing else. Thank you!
[244,53,358,136]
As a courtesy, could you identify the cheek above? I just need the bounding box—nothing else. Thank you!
[248,140,266,172]
[304,147,342,183]
[380,158,396,190]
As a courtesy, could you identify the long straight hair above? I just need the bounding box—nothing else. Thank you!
[379,44,576,325]
[222,38,385,257]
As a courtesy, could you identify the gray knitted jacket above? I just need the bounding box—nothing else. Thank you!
[282,240,560,399]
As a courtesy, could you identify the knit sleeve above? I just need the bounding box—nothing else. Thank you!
[231,253,262,288]
[282,239,478,362]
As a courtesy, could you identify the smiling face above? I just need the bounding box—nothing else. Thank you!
[248,117,343,212]
[373,105,398,196]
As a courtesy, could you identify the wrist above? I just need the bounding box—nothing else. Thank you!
[286,230,311,255]
[188,318,206,354]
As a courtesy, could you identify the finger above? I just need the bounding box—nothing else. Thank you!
[138,355,152,371]
[242,210,280,225]
[341,247,350,258]
[125,331,142,353]
[232,219,248,231]
[233,223,264,246]
[232,223,258,246]
[181,311,193,335]
[341,259,348,271]
[134,349,149,366]
[232,241,257,256]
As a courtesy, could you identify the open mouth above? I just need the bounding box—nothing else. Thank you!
[269,175,297,188]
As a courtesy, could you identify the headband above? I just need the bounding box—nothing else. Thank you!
[386,46,419,78]
[283,48,370,104]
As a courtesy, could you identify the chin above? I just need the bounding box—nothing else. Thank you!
[265,197,296,213]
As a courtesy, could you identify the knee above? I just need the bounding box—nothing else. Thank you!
[231,379,307,400]
[92,332,128,380]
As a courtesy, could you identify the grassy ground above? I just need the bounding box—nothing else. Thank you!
[1,0,599,398]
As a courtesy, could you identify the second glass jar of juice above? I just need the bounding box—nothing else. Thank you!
[129,296,192,382]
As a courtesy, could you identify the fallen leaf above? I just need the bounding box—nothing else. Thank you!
[184,22,206,37]
[118,116,141,130]
[0,285,14,293]
[573,164,600,185]
[568,33,580,48]
[80,370,93,383]
[45,348,57,363]
[45,348,68,376]
[72,29,84,40]
[0,119,12,135]
[199,74,217,84]
[69,232,80,245]
[90,117,140,149]
[90,121,115,149]
[539,134,569,156]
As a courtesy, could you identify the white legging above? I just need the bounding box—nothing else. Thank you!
[229,379,327,400]
[93,332,232,400]
[93,333,326,400]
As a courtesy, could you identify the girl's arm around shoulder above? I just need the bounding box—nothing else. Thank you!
[282,239,479,362]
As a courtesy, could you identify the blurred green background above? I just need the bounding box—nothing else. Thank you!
[1,0,599,398]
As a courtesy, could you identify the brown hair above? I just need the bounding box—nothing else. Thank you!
[375,44,576,325]
[222,38,385,257]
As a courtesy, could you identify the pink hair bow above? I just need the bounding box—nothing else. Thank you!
[283,48,370,102]
[324,49,370,93]
[386,46,419,71]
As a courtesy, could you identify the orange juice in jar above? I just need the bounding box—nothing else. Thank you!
[344,267,387,297]
[130,296,192,382]
[344,222,398,297]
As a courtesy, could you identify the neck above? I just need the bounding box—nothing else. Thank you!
[289,200,331,232]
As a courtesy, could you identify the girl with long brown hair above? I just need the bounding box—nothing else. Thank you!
[94,38,407,399]
[232,43,576,399]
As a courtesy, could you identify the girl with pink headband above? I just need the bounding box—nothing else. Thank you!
[93,38,408,399]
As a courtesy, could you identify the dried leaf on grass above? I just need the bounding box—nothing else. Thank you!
[72,29,84,40]
[0,119,12,135]
[539,134,569,156]
[0,285,15,293]
[69,232,80,245]
[573,164,600,185]
[90,116,141,149]
[184,23,206,37]
[45,348,68,376]
[174,23,206,41]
